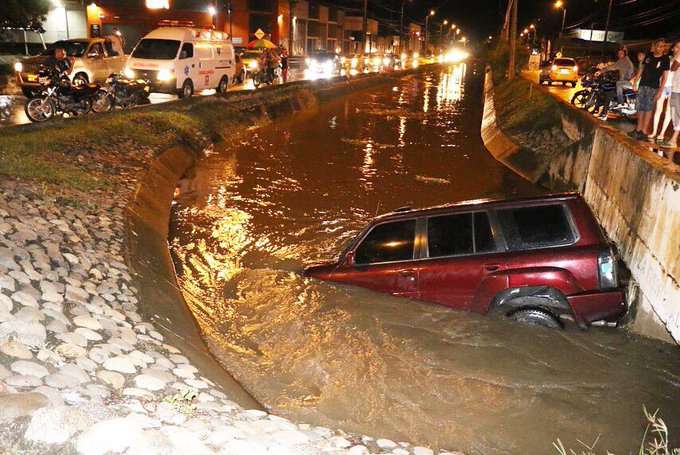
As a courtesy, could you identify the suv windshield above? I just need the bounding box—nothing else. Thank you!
[554,58,574,66]
[132,39,180,60]
[41,40,89,57]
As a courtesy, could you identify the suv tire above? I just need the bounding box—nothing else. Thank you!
[509,307,562,329]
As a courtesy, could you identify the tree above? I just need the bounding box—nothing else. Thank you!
[0,0,50,31]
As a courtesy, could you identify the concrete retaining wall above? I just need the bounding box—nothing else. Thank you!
[482,70,680,343]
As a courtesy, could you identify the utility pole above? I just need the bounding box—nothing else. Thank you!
[508,0,517,80]
[362,0,368,54]
[602,0,613,56]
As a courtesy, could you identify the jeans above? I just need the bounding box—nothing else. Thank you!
[616,80,633,104]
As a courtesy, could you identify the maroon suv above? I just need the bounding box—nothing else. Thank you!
[304,193,626,329]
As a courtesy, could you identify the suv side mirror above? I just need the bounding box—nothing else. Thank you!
[344,251,355,266]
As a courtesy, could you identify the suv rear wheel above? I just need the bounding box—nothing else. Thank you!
[509,307,562,329]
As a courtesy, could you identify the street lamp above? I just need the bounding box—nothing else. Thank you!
[424,10,435,54]
[208,4,217,28]
[554,0,566,39]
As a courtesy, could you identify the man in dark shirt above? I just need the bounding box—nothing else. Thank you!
[45,47,72,76]
[629,39,670,139]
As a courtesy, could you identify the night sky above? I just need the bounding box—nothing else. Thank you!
[351,0,680,42]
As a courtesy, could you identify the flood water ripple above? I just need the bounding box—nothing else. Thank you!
[170,65,680,454]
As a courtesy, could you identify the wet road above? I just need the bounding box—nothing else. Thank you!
[169,64,680,454]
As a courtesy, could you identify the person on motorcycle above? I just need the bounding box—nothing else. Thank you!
[45,47,72,78]
[599,48,634,104]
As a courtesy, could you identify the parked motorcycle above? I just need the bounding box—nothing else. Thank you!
[24,66,105,122]
[93,73,151,112]
[571,70,637,120]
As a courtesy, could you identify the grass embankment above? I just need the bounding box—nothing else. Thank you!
[493,78,563,132]
[0,86,312,195]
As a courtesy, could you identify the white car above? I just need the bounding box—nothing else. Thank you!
[15,37,126,97]
[125,26,236,98]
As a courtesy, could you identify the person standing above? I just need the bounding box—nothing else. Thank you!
[280,46,289,83]
[666,41,680,147]
[650,41,674,142]
[629,39,670,139]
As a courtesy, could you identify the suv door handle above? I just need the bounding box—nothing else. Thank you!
[484,264,500,272]
[398,269,416,280]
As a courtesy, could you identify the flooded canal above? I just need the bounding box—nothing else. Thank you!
[169,65,680,454]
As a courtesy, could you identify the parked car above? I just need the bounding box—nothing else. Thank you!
[304,193,626,329]
[539,57,579,86]
[14,37,126,97]
[124,26,236,98]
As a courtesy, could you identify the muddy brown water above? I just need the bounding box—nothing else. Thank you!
[169,64,680,455]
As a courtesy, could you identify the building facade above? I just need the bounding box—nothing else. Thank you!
[2,0,403,57]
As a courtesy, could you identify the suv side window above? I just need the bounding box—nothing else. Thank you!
[355,220,416,265]
[427,212,495,257]
[180,43,193,59]
[498,204,575,250]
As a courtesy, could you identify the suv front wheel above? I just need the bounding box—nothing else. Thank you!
[509,307,562,329]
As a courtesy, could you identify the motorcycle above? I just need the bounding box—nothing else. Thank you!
[252,65,278,88]
[24,66,105,122]
[93,73,151,112]
[571,70,637,120]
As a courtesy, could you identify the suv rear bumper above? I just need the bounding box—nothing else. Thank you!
[567,289,626,324]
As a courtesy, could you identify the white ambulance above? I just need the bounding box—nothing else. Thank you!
[124,25,236,98]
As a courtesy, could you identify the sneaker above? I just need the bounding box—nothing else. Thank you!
[659,140,675,148]
[627,130,642,139]
[599,113,608,121]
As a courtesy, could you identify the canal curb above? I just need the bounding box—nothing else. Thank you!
[481,68,680,344]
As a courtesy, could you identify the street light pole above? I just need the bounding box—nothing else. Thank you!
[554,1,566,39]
[424,10,434,55]
[362,0,368,54]
[289,0,296,55]
[400,0,406,55]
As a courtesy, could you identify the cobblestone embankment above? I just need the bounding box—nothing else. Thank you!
[0,68,461,454]
[481,68,680,344]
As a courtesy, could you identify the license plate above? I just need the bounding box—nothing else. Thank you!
[559,68,569,74]
[26,74,37,82]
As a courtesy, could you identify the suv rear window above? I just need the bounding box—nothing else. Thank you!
[355,220,416,264]
[427,212,495,257]
[498,204,575,249]
[554,58,574,66]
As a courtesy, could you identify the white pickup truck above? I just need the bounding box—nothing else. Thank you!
[14,37,126,97]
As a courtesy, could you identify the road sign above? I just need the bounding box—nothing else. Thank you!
[254,29,265,40]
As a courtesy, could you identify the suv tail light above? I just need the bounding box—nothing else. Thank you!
[598,248,618,289]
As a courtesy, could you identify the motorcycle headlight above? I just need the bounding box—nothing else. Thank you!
[248,61,258,70]
[351,57,358,68]
[157,69,174,81]
[14,62,23,72]
[123,68,135,79]
[383,57,391,66]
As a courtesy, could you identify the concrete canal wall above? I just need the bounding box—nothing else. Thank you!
[482,69,680,344]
